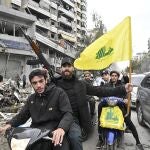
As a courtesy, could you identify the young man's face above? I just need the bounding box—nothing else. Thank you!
[61,63,74,79]
[110,73,119,83]
[30,76,47,94]
[84,73,91,80]
[102,74,110,82]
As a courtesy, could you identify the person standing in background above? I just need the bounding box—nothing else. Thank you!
[15,74,20,88]
[22,74,26,89]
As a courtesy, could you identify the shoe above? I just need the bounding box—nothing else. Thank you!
[96,140,103,149]
[136,144,144,150]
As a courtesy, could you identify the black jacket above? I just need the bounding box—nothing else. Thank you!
[105,80,127,99]
[106,80,123,87]
[8,83,73,132]
[56,75,127,133]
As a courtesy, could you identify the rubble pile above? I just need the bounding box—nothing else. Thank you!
[0,79,32,113]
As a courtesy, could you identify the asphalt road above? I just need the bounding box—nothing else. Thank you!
[0,108,150,150]
[83,108,150,150]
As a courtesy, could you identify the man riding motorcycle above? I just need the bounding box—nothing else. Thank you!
[0,69,73,150]
[97,70,144,150]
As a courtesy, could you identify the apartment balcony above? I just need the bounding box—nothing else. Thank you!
[11,0,21,6]
[77,0,81,3]
[81,26,86,31]
[77,33,82,38]
[45,0,57,10]
[81,0,87,6]
[35,32,75,58]
[36,20,57,33]
[0,34,34,56]
[58,6,74,19]
[76,7,81,13]
[50,13,57,21]
[58,16,72,27]
[48,57,62,67]
[58,29,76,43]
[62,0,74,8]
[0,5,36,24]
[77,24,81,30]
[35,32,57,49]
[28,0,50,18]
[77,42,85,48]
[36,20,49,30]
[50,26,57,33]
[81,17,86,22]
[77,15,81,21]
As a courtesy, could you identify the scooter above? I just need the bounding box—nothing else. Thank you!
[5,127,53,150]
[99,97,125,150]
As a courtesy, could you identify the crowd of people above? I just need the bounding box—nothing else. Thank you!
[0,57,144,150]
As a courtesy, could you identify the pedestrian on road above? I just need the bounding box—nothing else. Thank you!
[22,74,26,89]
[15,74,20,88]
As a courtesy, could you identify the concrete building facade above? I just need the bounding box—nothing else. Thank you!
[0,0,87,78]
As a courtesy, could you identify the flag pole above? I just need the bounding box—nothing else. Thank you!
[126,16,132,117]
[126,60,132,116]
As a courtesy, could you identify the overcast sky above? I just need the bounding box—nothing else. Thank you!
[86,0,150,56]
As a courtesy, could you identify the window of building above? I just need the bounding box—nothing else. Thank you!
[51,33,55,39]
[51,20,55,26]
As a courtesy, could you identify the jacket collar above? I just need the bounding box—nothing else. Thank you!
[36,82,55,97]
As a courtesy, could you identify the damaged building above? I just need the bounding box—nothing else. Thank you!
[0,0,87,79]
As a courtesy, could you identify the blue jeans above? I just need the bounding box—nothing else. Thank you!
[68,122,83,150]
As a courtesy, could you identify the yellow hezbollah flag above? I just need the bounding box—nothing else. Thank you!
[74,16,132,70]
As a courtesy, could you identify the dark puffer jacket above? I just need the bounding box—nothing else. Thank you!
[8,83,73,132]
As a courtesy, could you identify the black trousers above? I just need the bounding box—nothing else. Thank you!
[98,102,141,144]
[28,136,70,150]
[89,99,95,116]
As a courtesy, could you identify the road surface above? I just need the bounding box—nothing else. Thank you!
[0,108,150,150]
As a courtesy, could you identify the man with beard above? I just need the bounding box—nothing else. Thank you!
[55,57,133,150]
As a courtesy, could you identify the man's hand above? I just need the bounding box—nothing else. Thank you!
[52,128,65,146]
[125,83,133,93]
[0,124,11,135]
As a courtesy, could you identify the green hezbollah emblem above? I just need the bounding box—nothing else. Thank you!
[96,47,114,59]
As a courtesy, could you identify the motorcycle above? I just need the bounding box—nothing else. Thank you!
[99,97,125,150]
[5,127,53,150]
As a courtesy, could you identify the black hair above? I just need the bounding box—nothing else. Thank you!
[110,71,120,77]
[29,69,47,82]
[0,75,3,82]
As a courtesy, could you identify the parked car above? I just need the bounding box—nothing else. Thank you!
[136,73,150,128]
[131,74,145,108]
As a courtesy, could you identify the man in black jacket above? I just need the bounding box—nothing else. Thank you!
[97,70,144,150]
[55,57,133,150]
[0,69,73,150]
